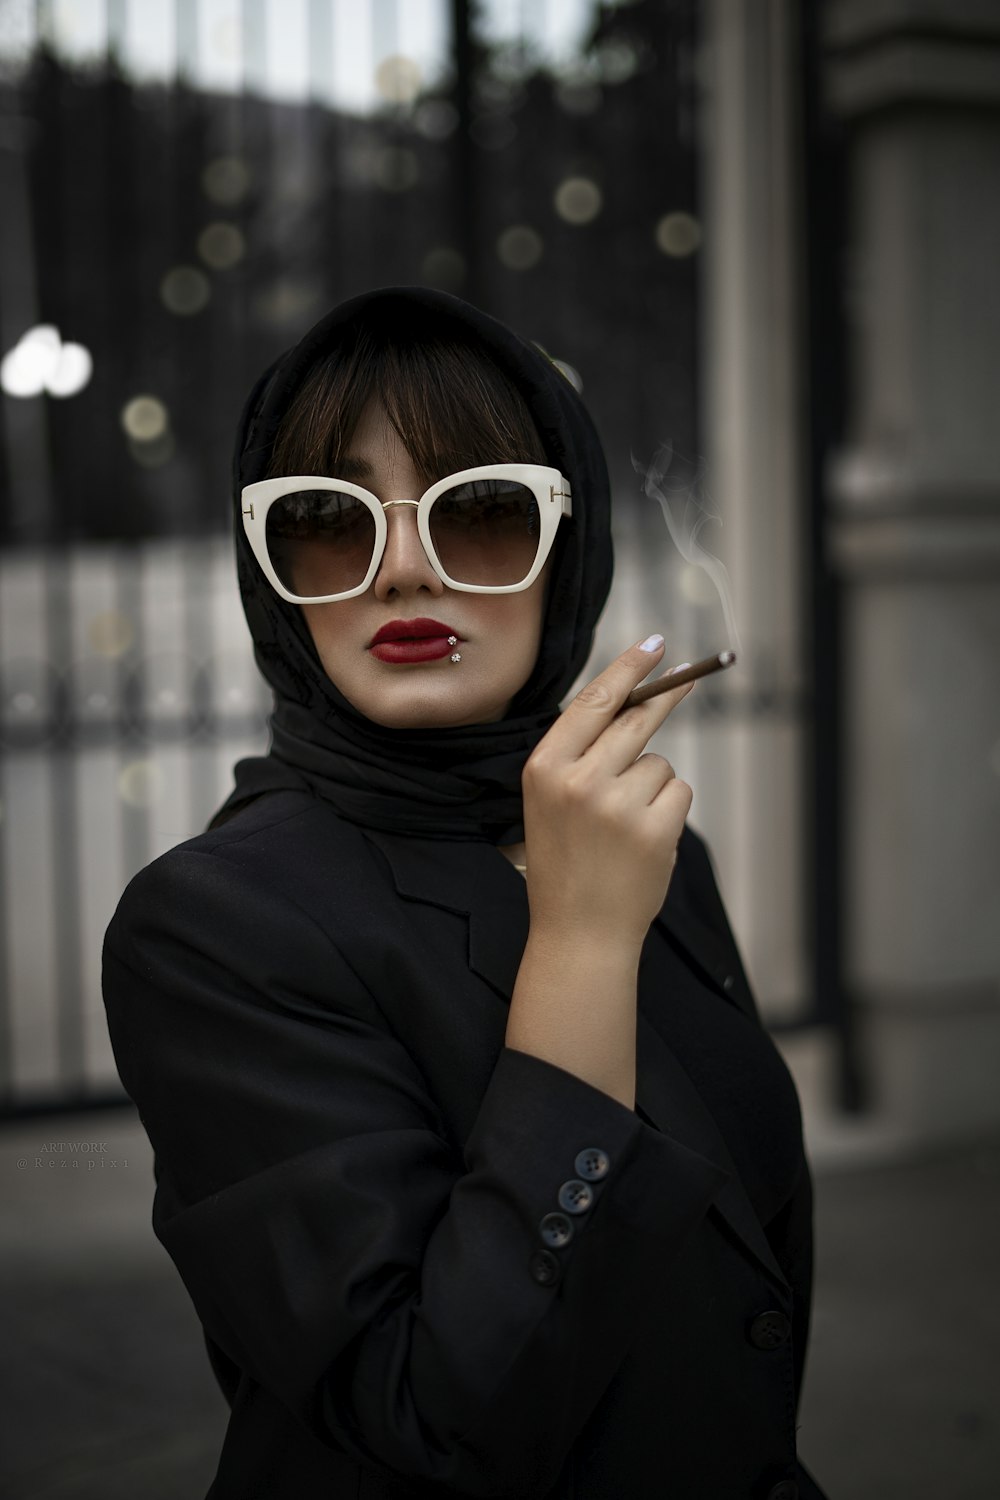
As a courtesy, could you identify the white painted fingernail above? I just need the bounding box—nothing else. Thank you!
[667,662,692,674]
[638,634,665,653]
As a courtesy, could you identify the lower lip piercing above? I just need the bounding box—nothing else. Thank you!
[447,634,461,663]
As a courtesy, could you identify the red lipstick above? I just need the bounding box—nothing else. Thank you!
[369,618,463,665]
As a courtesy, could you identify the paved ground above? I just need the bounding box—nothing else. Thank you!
[1,1106,998,1500]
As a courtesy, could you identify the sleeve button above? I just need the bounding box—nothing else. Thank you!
[539,1211,574,1248]
[574,1147,610,1181]
[557,1178,594,1214]
[748,1310,792,1350]
[529,1249,561,1286]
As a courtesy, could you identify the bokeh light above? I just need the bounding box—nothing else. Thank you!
[0,325,57,397]
[655,211,702,258]
[120,395,168,443]
[554,176,603,225]
[45,341,93,397]
[118,759,163,808]
[1,325,92,398]
[201,155,250,206]
[497,225,543,271]
[160,265,211,315]
[197,221,245,270]
[121,393,175,469]
[87,611,135,659]
[374,54,423,106]
[413,99,458,140]
[595,38,639,84]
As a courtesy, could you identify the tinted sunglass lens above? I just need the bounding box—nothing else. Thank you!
[428,480,540,586]
[265,491,376,598]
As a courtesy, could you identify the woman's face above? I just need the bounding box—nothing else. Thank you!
[300,398,550,729]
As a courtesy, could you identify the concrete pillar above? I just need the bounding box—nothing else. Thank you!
[700,0,809,1023]
[824,0,1000,1145]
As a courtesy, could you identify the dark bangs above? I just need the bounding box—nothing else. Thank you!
[266,324,548,480]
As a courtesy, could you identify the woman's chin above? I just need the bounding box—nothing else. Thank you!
[335,685,509,731]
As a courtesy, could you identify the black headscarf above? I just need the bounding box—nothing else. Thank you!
[210,286,613,844]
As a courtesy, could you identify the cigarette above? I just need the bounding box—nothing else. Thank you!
[623,650,736,709]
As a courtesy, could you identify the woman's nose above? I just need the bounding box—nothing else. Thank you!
[372,503,445,601]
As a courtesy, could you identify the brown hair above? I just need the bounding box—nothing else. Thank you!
[266,324,548,481]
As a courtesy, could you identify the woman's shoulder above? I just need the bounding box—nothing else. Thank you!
[101,792,387,1045]
[105,791,373,960]
[166,788,365,874]
[202,786,356,856]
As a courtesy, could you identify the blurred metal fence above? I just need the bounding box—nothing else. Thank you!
[0,536,269,1112]
[0,1,841,1118]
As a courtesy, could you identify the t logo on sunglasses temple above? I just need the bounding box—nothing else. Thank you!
[241,463,573,604]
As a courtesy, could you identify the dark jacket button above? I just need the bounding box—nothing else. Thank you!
[529,1249,561,1286]
[748,1310,792,1350]
[574,1147,610,1181]
[765,1482,799,1500]
[539,1211,574,1248]
[557,1178,594,1214]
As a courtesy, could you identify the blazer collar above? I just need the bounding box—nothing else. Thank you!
[363,827,530,1000]
[363,827,789,1291]
[364,827,754,1023]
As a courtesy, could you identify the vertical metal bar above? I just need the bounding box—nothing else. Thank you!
[308,0,334,104]
[47,551,86,1095]
[450,0,480,305]
[9,16,87,1103]
[104,3,150,890]
[798,0,861,1107]
[0,35,33,1105]
[0,566,9,1102]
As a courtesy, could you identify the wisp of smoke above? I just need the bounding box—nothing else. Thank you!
[633,442,743,657]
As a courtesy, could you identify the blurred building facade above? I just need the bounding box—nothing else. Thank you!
[699,0,1000,1153]
[819,0,1000,1147]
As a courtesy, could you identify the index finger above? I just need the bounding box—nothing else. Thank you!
[546,636,689,761]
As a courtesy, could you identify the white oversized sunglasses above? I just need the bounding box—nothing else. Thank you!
[241,463,573,603]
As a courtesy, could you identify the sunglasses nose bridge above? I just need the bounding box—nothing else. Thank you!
[372,496,443,597]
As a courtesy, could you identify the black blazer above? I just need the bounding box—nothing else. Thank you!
[102,789,828,1500]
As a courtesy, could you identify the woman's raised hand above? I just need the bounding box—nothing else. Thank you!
[521,636,694,952]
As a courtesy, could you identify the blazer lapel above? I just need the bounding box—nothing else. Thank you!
[363,828,787,1291]
[363,828,530,1001]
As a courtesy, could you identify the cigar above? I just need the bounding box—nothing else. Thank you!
[623,650,736,709]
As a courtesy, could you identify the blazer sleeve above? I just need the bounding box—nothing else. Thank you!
[102,844,728,1498]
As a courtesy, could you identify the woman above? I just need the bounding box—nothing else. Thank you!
[102,286,827,1499]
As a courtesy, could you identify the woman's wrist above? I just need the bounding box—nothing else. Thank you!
[505,927,641,1110]
[520,918,644,972]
